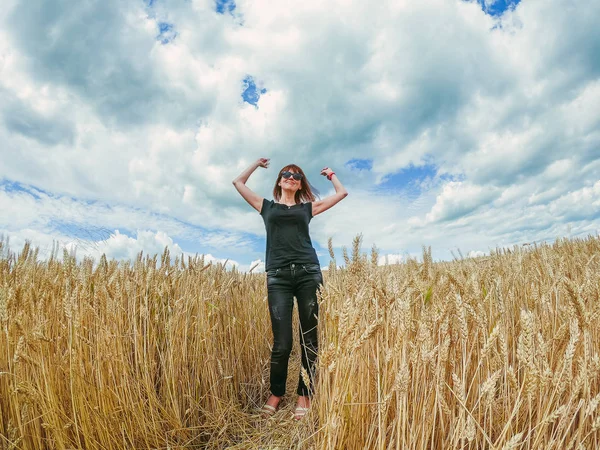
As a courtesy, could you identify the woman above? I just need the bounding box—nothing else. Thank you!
[232,158,348,419]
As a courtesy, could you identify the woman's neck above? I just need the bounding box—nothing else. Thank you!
[279,192,297,205]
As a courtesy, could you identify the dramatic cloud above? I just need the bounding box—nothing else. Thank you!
[0,0,598,269]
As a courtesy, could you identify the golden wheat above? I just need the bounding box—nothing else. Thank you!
[1,235,600,448]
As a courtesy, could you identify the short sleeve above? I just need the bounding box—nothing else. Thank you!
[260,198,270,216]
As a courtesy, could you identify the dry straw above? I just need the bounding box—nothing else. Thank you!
[1,234,600,448]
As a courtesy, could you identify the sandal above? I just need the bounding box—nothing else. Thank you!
[294,406,310,420]
[261,403,278,417]
[261,396,282,417]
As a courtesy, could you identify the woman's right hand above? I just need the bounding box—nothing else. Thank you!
[256,158,270,168]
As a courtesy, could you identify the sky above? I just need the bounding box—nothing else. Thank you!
[1,0,599,272]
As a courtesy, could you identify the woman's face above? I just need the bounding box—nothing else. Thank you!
[278,169,301,192]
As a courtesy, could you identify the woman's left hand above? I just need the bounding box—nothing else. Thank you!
[320,167,334,177]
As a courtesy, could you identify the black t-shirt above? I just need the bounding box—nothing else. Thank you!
[259,198,320,271]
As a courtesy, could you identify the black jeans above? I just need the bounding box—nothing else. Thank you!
[266,262,323,397]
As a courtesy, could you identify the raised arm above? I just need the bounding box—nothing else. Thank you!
[232,158,270,213]
[312,167,348,217]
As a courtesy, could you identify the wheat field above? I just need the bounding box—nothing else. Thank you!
[1,234,600,449]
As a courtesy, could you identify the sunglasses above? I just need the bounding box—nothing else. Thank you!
[281,171,303,181]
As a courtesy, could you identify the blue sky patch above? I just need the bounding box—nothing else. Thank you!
[376,163,439,195]
[476,0,521,16]
[216,0,236,14]
[345,158,373,171]
[157,22,177,44]
[48,220,114,243]
[1,180,44,200]
[242,76,266,106]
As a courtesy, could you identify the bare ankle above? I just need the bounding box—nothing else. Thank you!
[268,394,282,405]
[297,396,310,407]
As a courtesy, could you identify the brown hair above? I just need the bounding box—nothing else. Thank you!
[272,164,321,204]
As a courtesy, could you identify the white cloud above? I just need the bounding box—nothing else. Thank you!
[90,230,184,262]
[378,254,404,265]
[0,227,245,271]
[247,259,265,273]
[411,181,499,225]
[548,181,600,221]
[0,0,598,266]
[0,185,258,255]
